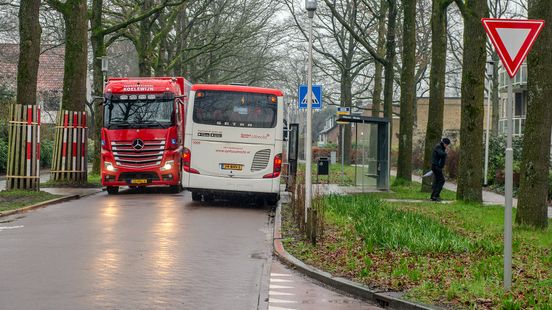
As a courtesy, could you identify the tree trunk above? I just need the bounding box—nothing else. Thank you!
[456,0,488,202]
[516,0,551,229]
[422,0,449,192]
[60,0,88,112]
[138,0,153,76]
[383,0,397,131]
[16,0,41,107]
[341,71,353,164]
[9,0,42,191]
[90,0,104,175]
[396,0,416,182]
[491,51,500,136]
[372,0,387,117]
[47,0,89,183]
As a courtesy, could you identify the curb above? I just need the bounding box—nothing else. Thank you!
[273,201,441,310]
[0,190,101,218]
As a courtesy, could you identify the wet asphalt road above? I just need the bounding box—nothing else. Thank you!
[0,188,273,310]
[0,188,380,310]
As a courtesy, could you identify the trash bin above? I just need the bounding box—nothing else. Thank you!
[317,157,329,175]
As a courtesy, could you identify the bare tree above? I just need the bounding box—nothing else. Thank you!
[421,0,455,192]
[283,0,373,163]
[455,0,488,202]
[516,0,550,229]
[395,0,417,182]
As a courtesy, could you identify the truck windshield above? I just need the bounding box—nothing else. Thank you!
[104,98,174,129]
[193,91,277,128]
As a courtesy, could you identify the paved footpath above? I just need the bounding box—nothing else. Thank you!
[403,172,552,219]
[268,260,382,310]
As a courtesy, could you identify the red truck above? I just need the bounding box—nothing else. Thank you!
[101,77,192,194]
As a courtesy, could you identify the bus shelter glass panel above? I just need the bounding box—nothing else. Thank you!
[354,122,389,191]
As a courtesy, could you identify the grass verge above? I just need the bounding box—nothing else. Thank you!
[282,181,552,309]
[0,190,61,213]
[41,173,101,188]
[296,163,358,185]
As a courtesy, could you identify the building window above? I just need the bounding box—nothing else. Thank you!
[514,92,526,117]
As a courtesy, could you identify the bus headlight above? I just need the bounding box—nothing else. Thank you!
[160,160,174,171]
[104,161,117,172]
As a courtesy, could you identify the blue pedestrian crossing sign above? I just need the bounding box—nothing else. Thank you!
[298,84,322,109]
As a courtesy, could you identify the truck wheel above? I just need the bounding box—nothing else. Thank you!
[169,184,182,193]
[191,192,201,201]
[107,186,119,195]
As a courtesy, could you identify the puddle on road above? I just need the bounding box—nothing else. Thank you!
[250,252,268,260]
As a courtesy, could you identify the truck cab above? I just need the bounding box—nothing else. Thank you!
[101,77,192,194]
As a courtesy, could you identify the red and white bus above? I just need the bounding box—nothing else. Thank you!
[182,84,284,205]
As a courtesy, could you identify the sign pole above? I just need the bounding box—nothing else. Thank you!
[504,76,513,290]
[481,17,544,291]
[305,7,315,223]
[341,125,344,178]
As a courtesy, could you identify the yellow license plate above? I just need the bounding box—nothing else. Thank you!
[130,179,148,184]
[221,164,243,171]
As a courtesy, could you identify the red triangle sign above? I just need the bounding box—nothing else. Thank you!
[482,18,545,78]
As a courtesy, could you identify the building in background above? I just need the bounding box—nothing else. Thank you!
[0,43,64,124]
[498,62,527,136]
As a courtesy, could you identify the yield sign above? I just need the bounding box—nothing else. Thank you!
[482,18,545,78]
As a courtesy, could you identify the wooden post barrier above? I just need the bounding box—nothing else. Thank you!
[6,104,41,191]
[50,109,88,182]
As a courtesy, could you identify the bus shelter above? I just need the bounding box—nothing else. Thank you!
[336,115,390,191]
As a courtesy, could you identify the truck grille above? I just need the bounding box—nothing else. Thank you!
[111,140,165,168]
[251,149,271,172]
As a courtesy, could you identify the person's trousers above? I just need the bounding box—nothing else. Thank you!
[431,165,445,199]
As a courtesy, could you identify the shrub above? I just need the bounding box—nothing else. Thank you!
[40,139,54,168]
[445,146,460,179]
[486,135,523,186]
[0,138,8,173]
[312,147,335,161]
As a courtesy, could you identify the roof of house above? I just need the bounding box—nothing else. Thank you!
[0,43,64,93]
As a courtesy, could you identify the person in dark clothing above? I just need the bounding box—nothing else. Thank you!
[430,138,451,201]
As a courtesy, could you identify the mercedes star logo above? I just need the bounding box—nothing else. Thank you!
[132,138,144,150]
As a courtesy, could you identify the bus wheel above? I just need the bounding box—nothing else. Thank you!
[267,194,280,206]
[107,186,119,195]
[255,197,265,207]
[191,192,202,201]
[203,194,214,203]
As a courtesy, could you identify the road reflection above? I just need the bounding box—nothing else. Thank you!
[92,200,121,303]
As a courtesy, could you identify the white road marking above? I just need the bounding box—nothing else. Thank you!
[270,273,291,277]
[268,306,297,310]
[0,225,24,231]
[270,291,295,296]
[270,298,299,304]
[270,278,293,283]
[269,285,294,289]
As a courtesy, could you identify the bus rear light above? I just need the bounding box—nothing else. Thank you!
[263,153,282,178]
[182,147,199,174]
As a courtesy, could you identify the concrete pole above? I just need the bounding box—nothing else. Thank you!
[305,13,314,223]
[484,78,492,186]
[504,76,513,290]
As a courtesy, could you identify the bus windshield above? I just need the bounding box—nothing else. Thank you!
[193,91,277,128]
[104,97,174,129]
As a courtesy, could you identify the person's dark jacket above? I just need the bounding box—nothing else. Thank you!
[431,142,447,169]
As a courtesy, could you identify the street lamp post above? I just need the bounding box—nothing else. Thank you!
[304,0,317,223]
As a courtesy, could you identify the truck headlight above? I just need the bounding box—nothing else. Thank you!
[160,160,174,171]
[104,161,117,172]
